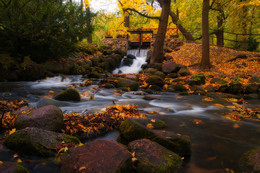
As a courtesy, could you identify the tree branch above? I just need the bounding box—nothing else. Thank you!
[123,8,160,20]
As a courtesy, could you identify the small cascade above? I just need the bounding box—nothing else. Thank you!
[113,49,148,74]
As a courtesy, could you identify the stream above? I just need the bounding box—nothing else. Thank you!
[0,75,259,173]
[0,49,259,172]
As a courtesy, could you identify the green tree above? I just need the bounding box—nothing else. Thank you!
[0,0,93,62]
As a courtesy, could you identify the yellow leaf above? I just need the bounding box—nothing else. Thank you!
[0,161,3,165]
[9,128,16,135]
[78,143,84,147]
[79,166,87,172]
[17,158,22,163]
[214,104,225,108]
[233,123,240,128]
[64,147,68,152]
[151,119,156,123]
[49,90,54,94]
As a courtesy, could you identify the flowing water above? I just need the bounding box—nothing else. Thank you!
[0,75,259,172]
[113,49,148,74]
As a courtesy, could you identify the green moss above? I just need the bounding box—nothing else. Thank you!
[173,83,187,92]
[104,83,115,89]
[60,134,81,144]
[239,148,260,173]
[54,89,81,101]
[191,73,206,85]
[118,119,191,158]
[15,165,30,173]
[118,79,139,91]
[88,72,102,79]
[146,75,164,87]
[154,71,166,79]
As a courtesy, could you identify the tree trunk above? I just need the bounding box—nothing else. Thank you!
[200,0,210,69]
[216,15,224,46]
[86,8,92,43]
[124,11,130,28]
[169,11,194,41]
[241,0,247,50]
[150,0,171,63]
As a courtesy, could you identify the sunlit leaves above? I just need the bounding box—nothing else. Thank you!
[62,105,146,137]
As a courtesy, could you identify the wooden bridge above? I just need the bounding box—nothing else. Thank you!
[111,27,178,48]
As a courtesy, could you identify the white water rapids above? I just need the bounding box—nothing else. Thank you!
[113,49,148,74]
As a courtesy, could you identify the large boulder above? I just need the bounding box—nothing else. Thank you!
[0,162,29,173]
[239,147,260,173]
[122,56,134,66]
[54,89,81,101]
[118,118,191,158]
[178,67,190,76]
[118,78,139,91]
[5,127,80,156]
[14,105,63,132]
[162,61,182,73]
[187,73,206,86]
[129,139,182,173]
[61,140,132,173]
[37,98,70,108]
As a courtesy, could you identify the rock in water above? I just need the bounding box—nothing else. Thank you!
[14,105,64,132]
[118,78,139,91]
[5,127,80,156]
[0,162,30,173]
[129,139,182,173]
[239,147,260,173]
[54,89,81,101]
[61,140,132,173]
[117,118,191,158]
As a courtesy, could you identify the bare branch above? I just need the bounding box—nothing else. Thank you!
[123,8,160,20]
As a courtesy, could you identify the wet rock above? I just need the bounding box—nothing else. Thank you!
[5,127,80,156]
[127,54,136,59]
[162,61,182,73]
[104,83,116,89]
[190,85,206,95]
[61,140,132,173]
[229,81,243,94]
[166,73,178,79]
[129,139,182,173]
[122,56,134,66]
[178,67,190,76]
[204,84,216,92]
[0,162,29,173]
[54,89,81,101]
[210,78,222,84]
[150,85,162,91]
[118,118,191,157]
[146,49,153,63]
[239,147,260,173]
[37,98,70,108]
[118,78,139,91]
[141,89,154,94]
[135,118,167,129]
[147,75,164,87]
[14,105,63,132]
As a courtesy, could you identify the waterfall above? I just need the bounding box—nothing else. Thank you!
[113,49,148,74]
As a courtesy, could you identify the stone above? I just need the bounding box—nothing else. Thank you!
[14,105,64,132]
[127,54,136,59]
[190,85,206,95]
[154,71,166,79]
[5,127,80,156]
[146,75,164,87]
[147,63,162,71]
[122,56,134,66]
[204,84,216,92]
[229,81,243,94]
[118,78,139,91]
[239,147,260,173]
[162,61,182,73]
[178,67,190,76]
[188,73,206,85]
[249,73,260,83]
[146,49,153,63]
[54,89,81,101]
[134,118,167,129]
[37,98,70,108]
[129,139,182,173]
[171,83,188,92]
[88,71,102,79]
[118,118,191,157]
[144,68,158,75]
[61,140,132,173]
[0,162,30,173]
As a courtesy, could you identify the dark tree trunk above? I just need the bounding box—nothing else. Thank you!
[216,15,224,46]
[169,11,194,41]
[200,0,210,69]
[124,11,130,28]
[241,0,247,50]
[150,0,171,63]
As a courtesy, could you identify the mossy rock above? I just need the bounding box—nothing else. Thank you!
[190,85,207,95]
[88,71,102,79]
[5,127,80,156]
[166,73,178,79]
[147,75,164,87]
[0,162,30,173]
[245,84,260,94]
[136,118,167,129]
[178,67,190,76]
[54,89,81,101]
[172,83,187,92]
[118,118,191,158]
[129,139,182,173]
[189,73,206,85]
[239,147,260,173]
[154,71,166,79]
[118,78,139,91]
[147,63,162,71]
[150,85,162,91]
[144,68,158,75]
